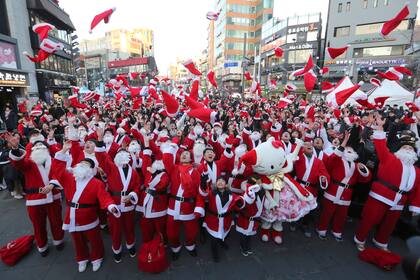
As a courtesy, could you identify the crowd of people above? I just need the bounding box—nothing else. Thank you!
[0,90,419,273]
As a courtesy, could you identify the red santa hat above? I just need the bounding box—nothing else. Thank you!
[244,71,252,81]
[329,84,361,108]
[187,108,217,124]
[129,72,139,80]
[30,104,43,117]
[83,91,97,102]
[68,95,87,109]
[185,95,205,110]
[285,83,297,92]
[406,102,419,112]
[206,11,220,21]
[381,3,410,36]
[274,46,284,57]
[32,23,55,41]
[277,98,293,109]
[370,77,382,87]
[207,70,218,88]
[129,87,141,98]
[326,46,349,59]
[358,248,401,270]
[89,7,116,33]
[189,79,199,100]
[305,105,315,122]
[374,96,390,109]
[376,66,413,81]
[290,55,314,77]
[23,39,64,63]
[321,81,335,94]
[182,59,202,76]
[0,235,34,266]
[161,90,179,117]
[148,86,159,100]
[304,70,317,92]
[116,75,129,87]
[356,99,376,110]
[320,66,329,75]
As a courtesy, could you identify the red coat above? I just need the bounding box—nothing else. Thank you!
[52,156,116,232]
[105,142,120,159]
[162,147,200,221]
[195,190,244,240]
[242,128,261,150]
[197,149,234,188]
[370,131,420,212]
[138,171,169,218]
[9,150,61,206]
[236,189,264,236]
[294,153,330,197]
[324,149,372,206]
[95,147,141,212]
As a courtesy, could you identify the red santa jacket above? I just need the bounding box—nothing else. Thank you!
[9,150,61,206]
[294,153,330,197]
[95,147,141,212]
[197,149,234,188]
[52,154,116,232]
[236,185,264,236]
[104,141,120,159]
[138,170,169,218]
[369,131,420,212]
[242,128,261,150]
[162,146,200,221]
[208,135,225,159]
[195,189,244,240]
[324,148,372,206]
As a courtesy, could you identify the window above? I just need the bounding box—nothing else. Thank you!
[373,0,378,7]
[288,49,313,64]
[334,26,350,37]
[0,0,10,35]
[355,20,409,35]
[353,45,404,58]
[346,2,351,11]
[338,3,343,13]
[384,0,389,6]
[363,0,368,8]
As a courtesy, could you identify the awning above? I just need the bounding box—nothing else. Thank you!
[27,0,75,31]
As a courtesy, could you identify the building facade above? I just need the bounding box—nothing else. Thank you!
[324,0,418,86]
[259,13,323,90]
[211,0,274,93]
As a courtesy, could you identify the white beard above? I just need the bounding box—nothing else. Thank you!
[395,149,418,166]
[30,148,50,165]
[234,144,247,166]
[72,165,94,181]
[114,152,131,167]
[343,147,359,162]
[194,126,204,136]
[250,132,261,142]
[30,135,45,144]
[193,143,206,165]
[150,160,164,173]
[128,143,140,154]
[103,135,114,145]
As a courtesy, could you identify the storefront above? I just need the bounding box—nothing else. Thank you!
[36,70,76,104]
[0,68,29,111]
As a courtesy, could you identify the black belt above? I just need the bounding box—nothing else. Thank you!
[109,191,129,197]
[146,189,166,196]
[240,212,257,221]
[295,177,313,187]
[169,194,195,203]
[67,201,97,209]
[375,179,410,195]
[208,210,230,218]
[25,188,43,194]
[332,179,354,189]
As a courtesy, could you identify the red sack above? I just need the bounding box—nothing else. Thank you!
[0,235,34,266]
[359,248,401,270]
[137,235,169,273]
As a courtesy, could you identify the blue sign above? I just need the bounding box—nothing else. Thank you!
[224,62,239,68]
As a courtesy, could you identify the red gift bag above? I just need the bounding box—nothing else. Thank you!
[359,248,401,270]
[0,235,34,266]
[137,234,169,273]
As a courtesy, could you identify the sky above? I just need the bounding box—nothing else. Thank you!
[58,0,330,74]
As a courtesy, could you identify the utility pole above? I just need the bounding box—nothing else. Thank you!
[241,33,247,97]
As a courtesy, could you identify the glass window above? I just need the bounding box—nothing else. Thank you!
[346,2,351,11]
[307,31,318,41]
[334,26,350,37]
[353,45,404,57]
[384,0,389,6]
[338,3,343,13]
[363,0,368,8]
[356,20,409,35]
[373,0,378,7]
[288,49,313,63]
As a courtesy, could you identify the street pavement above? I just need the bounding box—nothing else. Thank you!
[0,190,408,280]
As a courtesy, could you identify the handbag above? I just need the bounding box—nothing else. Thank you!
[137,234,169,273]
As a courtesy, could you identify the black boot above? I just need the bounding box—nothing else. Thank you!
[128,246,136,258]
[113,252,122,263]
[172,251,181,261]
[40,247,49,257]
[188,248,197,257]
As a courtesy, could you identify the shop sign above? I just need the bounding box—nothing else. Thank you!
[355,57,407,67]
[288,42,315,50]
[0,69,28,87]
[261,36,286,53]
[350,37,395,44]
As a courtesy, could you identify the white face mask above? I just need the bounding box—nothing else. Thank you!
[103,134,114,144]
[114,151,131,167]
[72,164,94,181]
[194,125,204,136]
[395,148,418,166]
[128,142,141,153]
[343,147,359,162]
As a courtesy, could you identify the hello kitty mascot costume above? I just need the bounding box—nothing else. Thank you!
[233,137,317,244]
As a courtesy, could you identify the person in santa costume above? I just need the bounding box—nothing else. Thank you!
[161,143,201,260]
[51,142,121,272]
[293,141,330,237]
[236,175,264,256]
[194,176,246,262]
[102,128,120,159]
[317,131,371,241]
[7,135,64,256]
[95,127,141,263]
[354,116,420,251]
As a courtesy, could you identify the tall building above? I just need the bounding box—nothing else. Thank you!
[79,28,156,89]
[211,0,274,92]
[324,0,418,86]
[0,0,75,108]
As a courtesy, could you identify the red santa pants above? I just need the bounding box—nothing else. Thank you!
[317,198,349,236]
[108,211,136,253]
[166,215,198,252]
[26,200,64,252]
[140,215,167,243]
[70,226,104,264]
[355,196,402,247]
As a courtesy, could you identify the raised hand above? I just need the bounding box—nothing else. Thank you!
[61,140,72,153]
